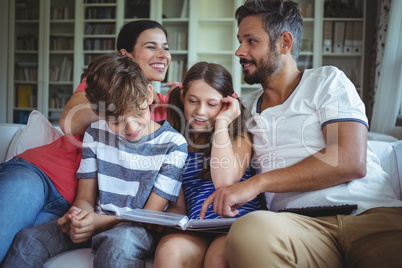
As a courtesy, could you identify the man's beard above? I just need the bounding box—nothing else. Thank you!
[242,48,281,85]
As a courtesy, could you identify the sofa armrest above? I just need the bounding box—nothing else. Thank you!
[0,124,24,163]
[392,141,402,199]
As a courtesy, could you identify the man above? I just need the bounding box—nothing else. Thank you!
[200,0,402,267]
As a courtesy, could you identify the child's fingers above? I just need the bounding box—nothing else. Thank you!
[69,230,92,244]
[72,209,89,221]
[70,211,95,230]
[70,207,83,216]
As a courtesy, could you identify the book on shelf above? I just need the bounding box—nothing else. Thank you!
[49,91,71,109]
[180,0,189,18]
[14,111,31,124]
[50,36,74,51]
[16,84,32,108]
[333,21,346,53]
[323,21,333,53]
[353,21,363,53]
[58,57,72,82]
[16,34,38,51]
[167,60,187,82]
[343,21,354,53]
[300,3,313,18]
[16,62,38,81]
[169,31,187,51]
[51,7,75,20]
[117,209,237,232]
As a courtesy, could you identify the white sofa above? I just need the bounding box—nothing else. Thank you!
[1,122,402,268]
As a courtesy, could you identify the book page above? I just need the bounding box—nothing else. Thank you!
[186,218,237,231]
[118,209,239,232]
[118,209,189,229]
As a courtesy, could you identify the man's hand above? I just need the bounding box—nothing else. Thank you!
[200,178,260,219]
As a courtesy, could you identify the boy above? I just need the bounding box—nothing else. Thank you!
[3,53,188,267]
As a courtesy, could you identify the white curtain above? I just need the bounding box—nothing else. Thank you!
[370,0,402,139]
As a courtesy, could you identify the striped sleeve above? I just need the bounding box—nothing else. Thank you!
[77,125,98,179]
[152,133,188,202]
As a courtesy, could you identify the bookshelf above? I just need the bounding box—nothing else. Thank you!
[8,0,76,124]
[75,0,189,95]
[184,0,366,98]
[321,0,366,97]
[6,0,367,124]
[158,0,189,94]
[9,0,40,124]
[295,0,366,98]
[47,0,75,124]
[81,0,118,68]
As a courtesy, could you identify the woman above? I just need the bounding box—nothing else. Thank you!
[0,20,176,262]
[60,20,176,135]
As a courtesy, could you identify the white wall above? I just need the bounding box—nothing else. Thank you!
[0,0,9,123]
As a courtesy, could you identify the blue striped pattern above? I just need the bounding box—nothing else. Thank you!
[77,120,188,215]
[182,152,262,220]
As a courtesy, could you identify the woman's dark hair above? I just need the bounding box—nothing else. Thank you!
[235,0,303,60]
[81,20,168,102]
[116,20,168,53]
[168,62,246,179]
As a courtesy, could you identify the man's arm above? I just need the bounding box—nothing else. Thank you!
[201,121,368,218]
[59,91,99,135]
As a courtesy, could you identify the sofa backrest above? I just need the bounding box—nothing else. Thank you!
[0,123,63,163]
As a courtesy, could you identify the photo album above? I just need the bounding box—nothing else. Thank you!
[117,209,238,232]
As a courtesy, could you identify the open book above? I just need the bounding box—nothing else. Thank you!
[117,209,237,232]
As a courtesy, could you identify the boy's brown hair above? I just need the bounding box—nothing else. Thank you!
[84,52,150,118]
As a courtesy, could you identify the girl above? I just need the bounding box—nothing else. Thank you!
[154,62,261,268]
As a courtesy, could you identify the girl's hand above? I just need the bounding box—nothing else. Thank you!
[216,93,241,125]
[68,210,97,243]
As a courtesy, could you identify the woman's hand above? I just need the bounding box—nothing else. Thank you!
[164,81,181,96]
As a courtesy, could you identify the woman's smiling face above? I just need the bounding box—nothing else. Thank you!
[129,28,171,82]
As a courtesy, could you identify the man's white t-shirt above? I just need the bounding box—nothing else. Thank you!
[241,66,402,215]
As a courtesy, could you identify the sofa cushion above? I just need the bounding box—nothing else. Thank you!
[43,248,94,268]
[368,140,402,200]
[43,248,154,268]
[5,110,63,162]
